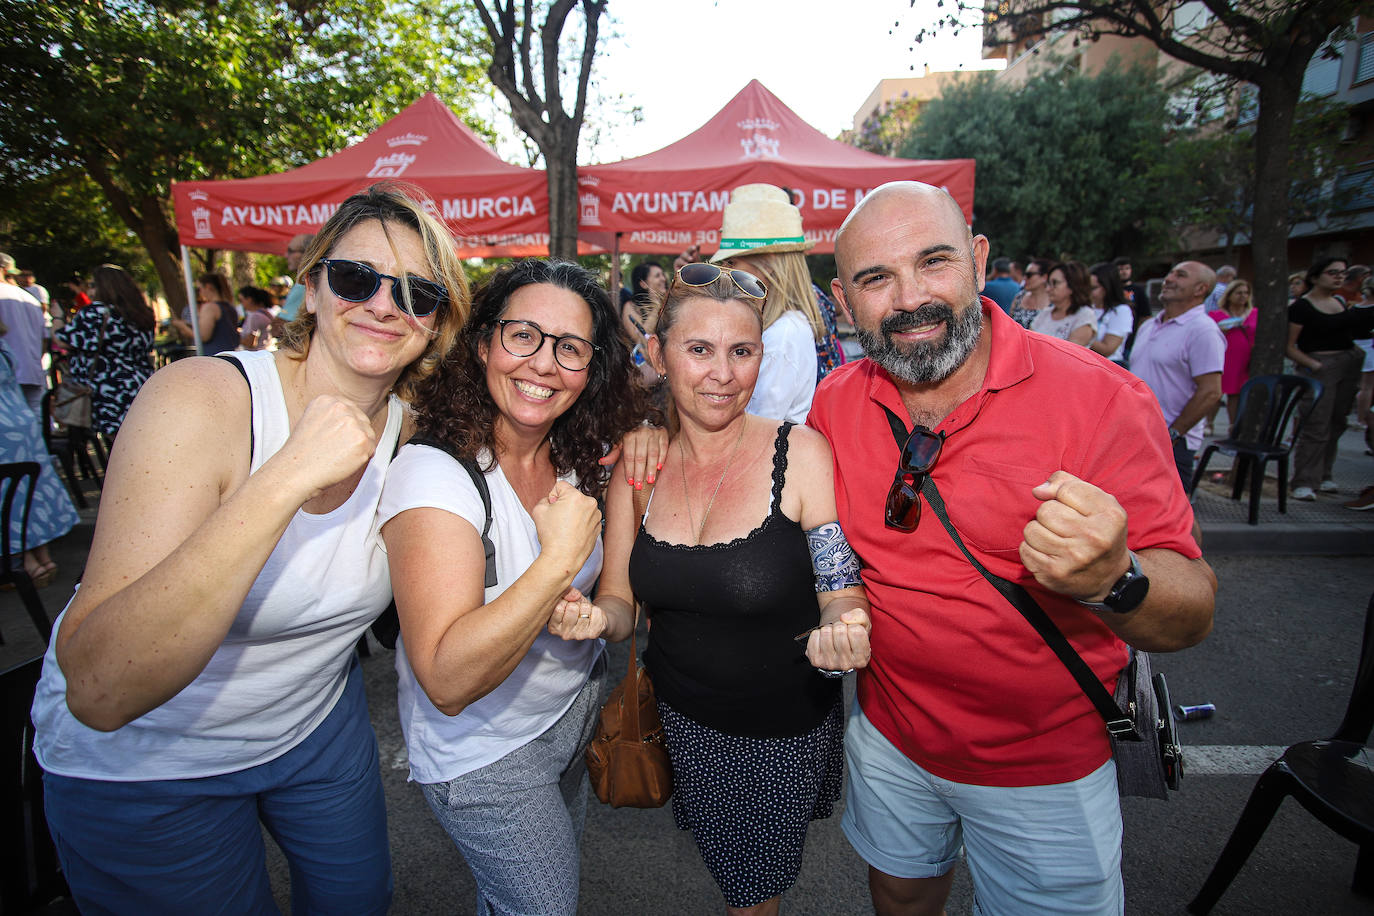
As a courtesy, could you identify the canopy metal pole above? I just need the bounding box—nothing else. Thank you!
[609,232,623,299]
[180,245,202,356]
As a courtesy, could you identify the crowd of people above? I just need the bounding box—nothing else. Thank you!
[2,176,1372,915]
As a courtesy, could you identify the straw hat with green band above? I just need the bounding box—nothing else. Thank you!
[709,184,815,263]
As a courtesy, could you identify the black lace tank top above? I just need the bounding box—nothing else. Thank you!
[630,422,841,738]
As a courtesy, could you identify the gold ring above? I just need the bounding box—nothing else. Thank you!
[578,613,591,618]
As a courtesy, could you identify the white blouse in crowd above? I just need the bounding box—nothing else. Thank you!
[1029,305,1097,343]
[1093,304,1135,362]
[747,309,817,423]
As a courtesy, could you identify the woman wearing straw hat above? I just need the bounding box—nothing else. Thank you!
[709,185,831,423]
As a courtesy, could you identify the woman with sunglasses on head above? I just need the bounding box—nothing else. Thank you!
[1287,256,1374,500]
[1009,257,1052,328]
[376,259,651,916]
[1030,260,1097,346]
[32,184,469,914]
[588,263,871,916]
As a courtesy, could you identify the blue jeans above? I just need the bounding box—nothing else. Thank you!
[420,651,607,916]
[43,656,391,916]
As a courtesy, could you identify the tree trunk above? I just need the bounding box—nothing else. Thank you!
[138,209,188,318]
[546,142,579,260]
[1248,76,1302,376]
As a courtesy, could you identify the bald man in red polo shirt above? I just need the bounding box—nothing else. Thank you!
[810,182,1216,916]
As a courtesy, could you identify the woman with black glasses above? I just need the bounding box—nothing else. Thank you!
[377,259,651,916]
[590,263,871,914]
[32,185,469,913]
[1030,260,1097,346]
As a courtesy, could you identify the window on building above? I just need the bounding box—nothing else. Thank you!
[1334,162,1374,213]
[1356,32,1374,85]
[1302,42,1342,98]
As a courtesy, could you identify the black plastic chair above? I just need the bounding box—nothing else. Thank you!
[40,389,105,510]
[1187,590,1374,913]
[0,462,53,645]
[0,655,68,912]
[1188,374,1323,525]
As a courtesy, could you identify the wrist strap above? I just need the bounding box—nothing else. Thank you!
[878,404,1139,740]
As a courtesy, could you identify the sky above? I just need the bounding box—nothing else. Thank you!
[487,0,1002,164]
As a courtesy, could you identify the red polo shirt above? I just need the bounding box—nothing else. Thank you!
[809,301,1199,786]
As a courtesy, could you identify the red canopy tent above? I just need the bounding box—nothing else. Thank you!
[171,93,565,259]
[576,80,975,256]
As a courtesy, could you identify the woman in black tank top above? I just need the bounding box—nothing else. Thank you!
[588,265,873,914]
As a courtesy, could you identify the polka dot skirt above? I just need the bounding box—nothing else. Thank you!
[658,696,844,908]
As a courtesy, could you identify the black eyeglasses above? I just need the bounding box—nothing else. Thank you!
[1024,270,1042,278]
[885,425,944,531]
[674,263,768,299]
[319,258,448,318]
[495,319,598,371]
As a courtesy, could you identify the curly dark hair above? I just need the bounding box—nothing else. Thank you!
[411,259,653,499]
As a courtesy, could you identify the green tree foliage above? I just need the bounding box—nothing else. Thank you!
[0,169,156,296]
[901,67,1179,261]
[914,0,1366,375]
[1154,91,1365,261]
[0,0,487,313]
[852,94,923,157]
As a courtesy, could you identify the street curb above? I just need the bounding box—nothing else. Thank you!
[1200,521,1374,556]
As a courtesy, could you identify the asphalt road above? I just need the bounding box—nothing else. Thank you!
[6,544,1371,914]
[290,555,1374,915]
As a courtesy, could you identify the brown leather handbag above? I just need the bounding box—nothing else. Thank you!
[585,484,673,808]
[585,609,673,808]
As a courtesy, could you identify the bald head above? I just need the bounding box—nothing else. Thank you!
[1160,260,1216,313]
[835,182,972,285]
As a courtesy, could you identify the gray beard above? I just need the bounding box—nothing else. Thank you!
[855,299,982,385]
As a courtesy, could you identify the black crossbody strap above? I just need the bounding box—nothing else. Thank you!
[407,435,497,588]
[877,404,1138,739]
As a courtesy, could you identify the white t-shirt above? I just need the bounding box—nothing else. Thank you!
[747,309,816,423]
[1093,304,1135,362]
[376,444,603,784]
[1029,306,1097,344]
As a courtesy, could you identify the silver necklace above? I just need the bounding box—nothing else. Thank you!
[678,420,748,545]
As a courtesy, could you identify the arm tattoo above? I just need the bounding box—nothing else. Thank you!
[807,521,863,593]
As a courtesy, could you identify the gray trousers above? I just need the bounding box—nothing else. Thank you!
[419,652,608,916]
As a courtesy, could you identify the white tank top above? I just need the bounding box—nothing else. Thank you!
[33,350,402,780]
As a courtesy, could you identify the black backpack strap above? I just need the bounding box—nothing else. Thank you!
[878,403,1138,740]
[407,436,497,589]
[368,435,499,651]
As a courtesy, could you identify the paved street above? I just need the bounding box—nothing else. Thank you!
[4,427,1372,914]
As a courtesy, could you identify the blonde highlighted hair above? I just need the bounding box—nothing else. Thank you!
[723,250,823,342]
[277,183,471,403]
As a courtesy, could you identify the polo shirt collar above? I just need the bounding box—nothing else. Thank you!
[863,297,1033,435]
[1156,302,1209,325]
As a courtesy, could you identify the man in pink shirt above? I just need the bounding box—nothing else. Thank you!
[810,182,1216,915]
[1128,262,1225,489]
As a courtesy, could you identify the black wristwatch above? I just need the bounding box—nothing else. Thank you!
[1077,551,1150,614]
